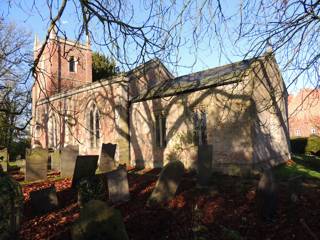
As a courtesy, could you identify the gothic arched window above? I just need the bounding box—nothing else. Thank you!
[87,102,100,148]
[48,114,58,148]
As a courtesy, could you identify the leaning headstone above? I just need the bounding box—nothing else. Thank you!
[197,145,213,186]
[50,150,61,172]
[147,160,185,206]
[0,170,24,240]
[25,147,48,181]
[29,185,58,215]
[61,145,79,178]
[71,200,129,240]
[71,155,99,188]
[0,148,8,172]
[257,168,277,222]
[106,165,130,203]
[77,175,107,208]
[99,143,117,172]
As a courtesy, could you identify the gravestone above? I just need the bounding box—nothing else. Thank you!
[71,155,99,188]
[71,200,129,240]
[106,165,130,203]
[29,185,58,215]
[257,168,277,222]
[0,171,23,240]
[61,145,79,178]
[50,150,61,172]
[99,143,117,172]
[0,148,8,172]
[147,160,185,206]
[197,145,213,186]
[25,147,48,181]
[77,176,107,208]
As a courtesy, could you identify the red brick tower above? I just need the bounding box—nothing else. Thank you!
[31,29,92,147]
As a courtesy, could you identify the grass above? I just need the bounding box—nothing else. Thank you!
[274,154,320,180]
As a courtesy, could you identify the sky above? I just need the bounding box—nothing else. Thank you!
[1,0,312,94]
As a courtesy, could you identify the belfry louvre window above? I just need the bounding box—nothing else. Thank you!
[155,114,166,148]
[69,56,75,72]
[193,109,207,146]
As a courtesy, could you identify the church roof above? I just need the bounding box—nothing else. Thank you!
[131,56,259,103]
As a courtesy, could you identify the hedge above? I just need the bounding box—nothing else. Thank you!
[290,135,320,155]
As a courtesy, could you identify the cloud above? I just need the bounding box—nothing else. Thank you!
[62,20,68,25]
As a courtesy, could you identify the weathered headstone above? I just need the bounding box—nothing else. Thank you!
[288,175,303,203]
[50,150,61,172]
[0,170,23,240]
[71,200,129,240]
[99,143,117,172]
[71,155,99,188]
[25,147,48,181]
[61,145,79,178]
[0,148,8,172]
[147,160,185,206]
[197,145,213,186]
[29,185,58,215]
[77,176,107,208]
[106,165,130,203]
[257,168,277,221]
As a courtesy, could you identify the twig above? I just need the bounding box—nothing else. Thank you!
[300,218,318,240]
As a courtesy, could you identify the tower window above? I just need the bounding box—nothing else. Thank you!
[69,56,76,72]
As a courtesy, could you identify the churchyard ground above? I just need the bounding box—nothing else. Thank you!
[5,154,320,239]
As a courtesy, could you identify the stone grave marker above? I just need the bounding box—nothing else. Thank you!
[99,143,117,172]
[61,145,79,178]
[77,175,107,208]
[106,165,130,203]
[0,171,23,240]
[257,168,277,221]
[147,160,184,206]
[29,185,58,215]
[0,148,8,172]
[71,200,129,240]
[50,150,61,172]
[71,155,99,188]
[197,145,213,186]
[25,147,48,181]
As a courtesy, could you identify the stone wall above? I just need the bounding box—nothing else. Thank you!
[250,55,291,170]
[33,77,128,164]
[130,55,290,174]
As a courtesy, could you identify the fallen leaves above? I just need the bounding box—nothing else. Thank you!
[17,170,320,240]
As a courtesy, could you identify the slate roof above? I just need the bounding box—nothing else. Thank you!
[131,57,257,103]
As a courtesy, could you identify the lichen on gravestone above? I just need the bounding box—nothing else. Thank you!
[147,160,185,207]
[71,200,129,240]
[77,175,107,208]
[0,171,23,240]
[25,147,48,181]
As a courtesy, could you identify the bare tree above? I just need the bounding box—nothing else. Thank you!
[0,18,32,151]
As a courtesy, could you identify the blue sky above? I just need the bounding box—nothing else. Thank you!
[1,1,310,94]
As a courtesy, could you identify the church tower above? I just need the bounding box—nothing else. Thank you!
[31,29,92,147]
[33,28,92,100]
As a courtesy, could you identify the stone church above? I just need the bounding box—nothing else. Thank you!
[31,31,291,174]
